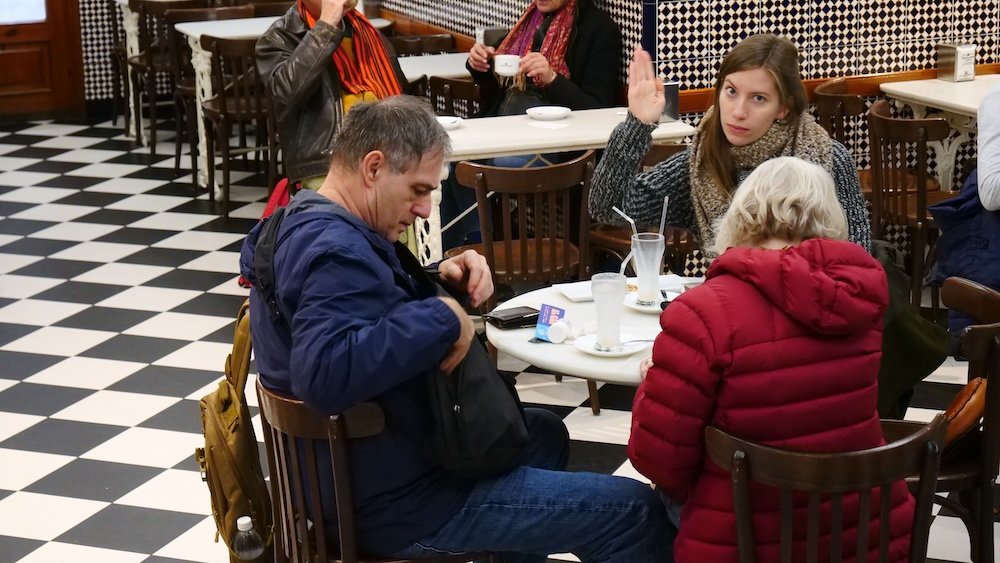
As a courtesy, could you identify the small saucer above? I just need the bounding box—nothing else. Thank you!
[573,333,651,357]
[436,116,463,130]
[623,293,663,314]
[526,106,571,121]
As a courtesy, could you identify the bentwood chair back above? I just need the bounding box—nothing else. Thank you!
[868,99,954,310]
[251,1,293,16]
[428,76,480,118]
[257,381,496,562]
[706,414,947,563]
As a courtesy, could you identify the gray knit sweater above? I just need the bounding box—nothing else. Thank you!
[589,114,872,253]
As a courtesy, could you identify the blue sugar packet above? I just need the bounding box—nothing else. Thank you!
[534,304,566,342]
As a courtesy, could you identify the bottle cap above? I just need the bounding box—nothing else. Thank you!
[547,319,571,344]
[237,516,253,531]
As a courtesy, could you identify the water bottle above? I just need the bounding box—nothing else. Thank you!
[232,515,265,561]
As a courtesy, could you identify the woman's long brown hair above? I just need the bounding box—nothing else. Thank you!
[699,34,807,195]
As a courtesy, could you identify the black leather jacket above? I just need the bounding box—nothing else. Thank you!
[256,9,406,183]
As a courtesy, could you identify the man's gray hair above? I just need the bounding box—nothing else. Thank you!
[330,96,451,173]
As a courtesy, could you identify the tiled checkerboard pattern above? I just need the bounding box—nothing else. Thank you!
[0,116,995,562]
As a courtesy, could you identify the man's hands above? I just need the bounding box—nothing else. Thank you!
[520,52,557,86]
[468,42,495,72]
[627,47,665,125]
[438,296,475,375]
[319,0,351,26]
[438,250,494,309]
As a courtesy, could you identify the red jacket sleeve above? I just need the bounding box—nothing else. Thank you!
[628,295,724,502]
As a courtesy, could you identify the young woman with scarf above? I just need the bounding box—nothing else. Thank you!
[588,34,871,256]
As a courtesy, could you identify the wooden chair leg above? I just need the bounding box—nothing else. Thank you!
[205,118,216,204]
[146,72,157,153]
[110,54,121,126]
[220,120,230,219]
[129,68,143,142]
[187,98,199,190]
[173,96,184,175]
[587,379,600,415]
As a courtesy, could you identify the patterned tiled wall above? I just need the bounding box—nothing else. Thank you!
[82,0,117,101]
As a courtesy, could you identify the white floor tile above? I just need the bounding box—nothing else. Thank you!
[9,203,100,222]
[926,357,969,385]
[70,163,147,178]
[73,263,173,286]
[81,427,203,469]
[206,276,251,296]
[0,171,60,188]
[611,458,650,484]
[51,241,146,263]
[228,184,268,202]
[178,251,241,273]
[105,194,190,213]
[0,411,44,442]
[562,407,632,445]
[97,286,201,312]
[123,312,234,341]
[0,378,15,392]
[31,136,104,150]
[53,390,179,426]
[115,469,212,515]
[0,157,41,172]
[926,514,975,562]
[0,448,74,490]
[0,299,88,326]
[128,211,216,231]
[0,143,24,155]
[228,202,265,219]
[153,341,233,371]
[0,186,76,204]
[152,231,245,252]
[0,492,108,541]
[15,542,147,563]
[186,375,225,401]
[84,177,169,194]
[153,515,232,562]
[0,253,42,274]
[16,123,89,136]
[25,357,146,390]
[904,407,943,423]
[28,222,122,242]
[0,234,23,248]
[48,148,126,163]
[1,326,116,356]
[515,372,595,407]
[0,274,63,299]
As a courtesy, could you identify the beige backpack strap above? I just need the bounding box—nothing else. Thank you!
[226,299,253,398]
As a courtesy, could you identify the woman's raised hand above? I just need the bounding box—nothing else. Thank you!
[627,47,665,125]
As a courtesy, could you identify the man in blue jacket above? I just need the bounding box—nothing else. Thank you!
[239,96,670,563]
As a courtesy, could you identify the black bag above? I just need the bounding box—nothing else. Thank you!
[394,244,530,478]
[497,86,548,116]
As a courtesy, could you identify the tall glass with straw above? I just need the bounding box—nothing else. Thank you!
[614,197,669,306]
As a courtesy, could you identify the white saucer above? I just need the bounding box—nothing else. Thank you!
[623,293,663,314]
[437,116,463,130]
[526,106,571,121]
[573,333,651,357]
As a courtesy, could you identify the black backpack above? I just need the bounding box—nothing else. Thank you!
[253,204,529,479]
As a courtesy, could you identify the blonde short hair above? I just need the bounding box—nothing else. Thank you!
[712,156,848,254]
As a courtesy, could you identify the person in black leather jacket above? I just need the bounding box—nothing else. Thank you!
[256,0,406,189]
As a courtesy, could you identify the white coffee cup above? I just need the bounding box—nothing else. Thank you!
[494,54,521,77]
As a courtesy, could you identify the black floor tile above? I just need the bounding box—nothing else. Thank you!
[0,201,33,217]
[202,320,237,344]
[25,459,161,502]
[10,258,101,279]
[167,199,222,215]
[147,182,201,197]
[0,322,38,347]
[0,351,64,380]
[118,247,204,268]
[74,208,153,225]
[138,399,203,433]
[911,380,962,412]
[95,227,175,245]
[55,505,204,553]
[591,383,638,412]
[110,366,219,398]
[220,239,245,252]
[19,160,88,174]
[34,174,107,189]
[1,418,127,456]
[0,218,55,236]
[0,382,93,416]
[68,126,122,138]
[35,282,131,306]
[169,293,248,318]
[51,191,130,207]
[0,535,44,563]
[79,334,189,364]
[54,305,156,332]
[4,145,67,158]
[106,152,174,166]
[143,269,233,291]
[193,216,258,234]
[0,237,77,256]
[566,440,628,475]
[85,139,143,152]
[123,167,183,181]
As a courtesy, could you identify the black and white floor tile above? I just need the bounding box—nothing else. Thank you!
[0,116,994,563]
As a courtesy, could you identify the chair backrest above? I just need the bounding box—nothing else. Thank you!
[166,6,254,89]
[130,0,208,71]
[421,33,454,54]
[108,0,124,45]
[455,151,595,296]
[867,99,951,240]
[256,380,386,563]
[406,74,428,97]
[813,78,866,145]
[389,36,423,57]
[956,321,1000,483]
[482,27,510,46]
[941,277,1000,326]
[209,0,252,6]
[200,34,269,118]
[251,1,293,16]
[428,76,480,118]
[706,414,947,563]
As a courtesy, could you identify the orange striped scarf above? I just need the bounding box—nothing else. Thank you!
[297,1,402,99]
[496,0,576,79]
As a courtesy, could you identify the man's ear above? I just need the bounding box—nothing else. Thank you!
[360,150,384,188]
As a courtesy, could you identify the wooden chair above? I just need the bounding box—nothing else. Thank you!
[589,143,698,275]
[428,76,480,118]
[405,75,428,98]
[420,33,454,54]
[166,5,254,187]
[882,316,1000,563]
[389,36,423,57]
[127,0,208,154]
[108,0,131,131]
[706,414,947,563]
[200,34,278,217]
[251,1,293,16]
[868,99,954,310]
[256,381,496,562]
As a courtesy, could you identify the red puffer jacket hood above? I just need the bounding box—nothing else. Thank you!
[706,238,888,336]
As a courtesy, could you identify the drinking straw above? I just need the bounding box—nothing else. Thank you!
[612,206,638,237]
[658,196,669,236]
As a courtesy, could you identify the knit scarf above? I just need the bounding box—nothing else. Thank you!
[496,0,575,79]
[688,107,833,255]
[297,1,402,99]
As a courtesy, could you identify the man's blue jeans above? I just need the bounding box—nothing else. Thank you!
[390,408,674,562]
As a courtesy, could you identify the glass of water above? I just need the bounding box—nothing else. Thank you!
[591,272,627,352]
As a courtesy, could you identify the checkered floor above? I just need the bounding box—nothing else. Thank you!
[0,116,994,563]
